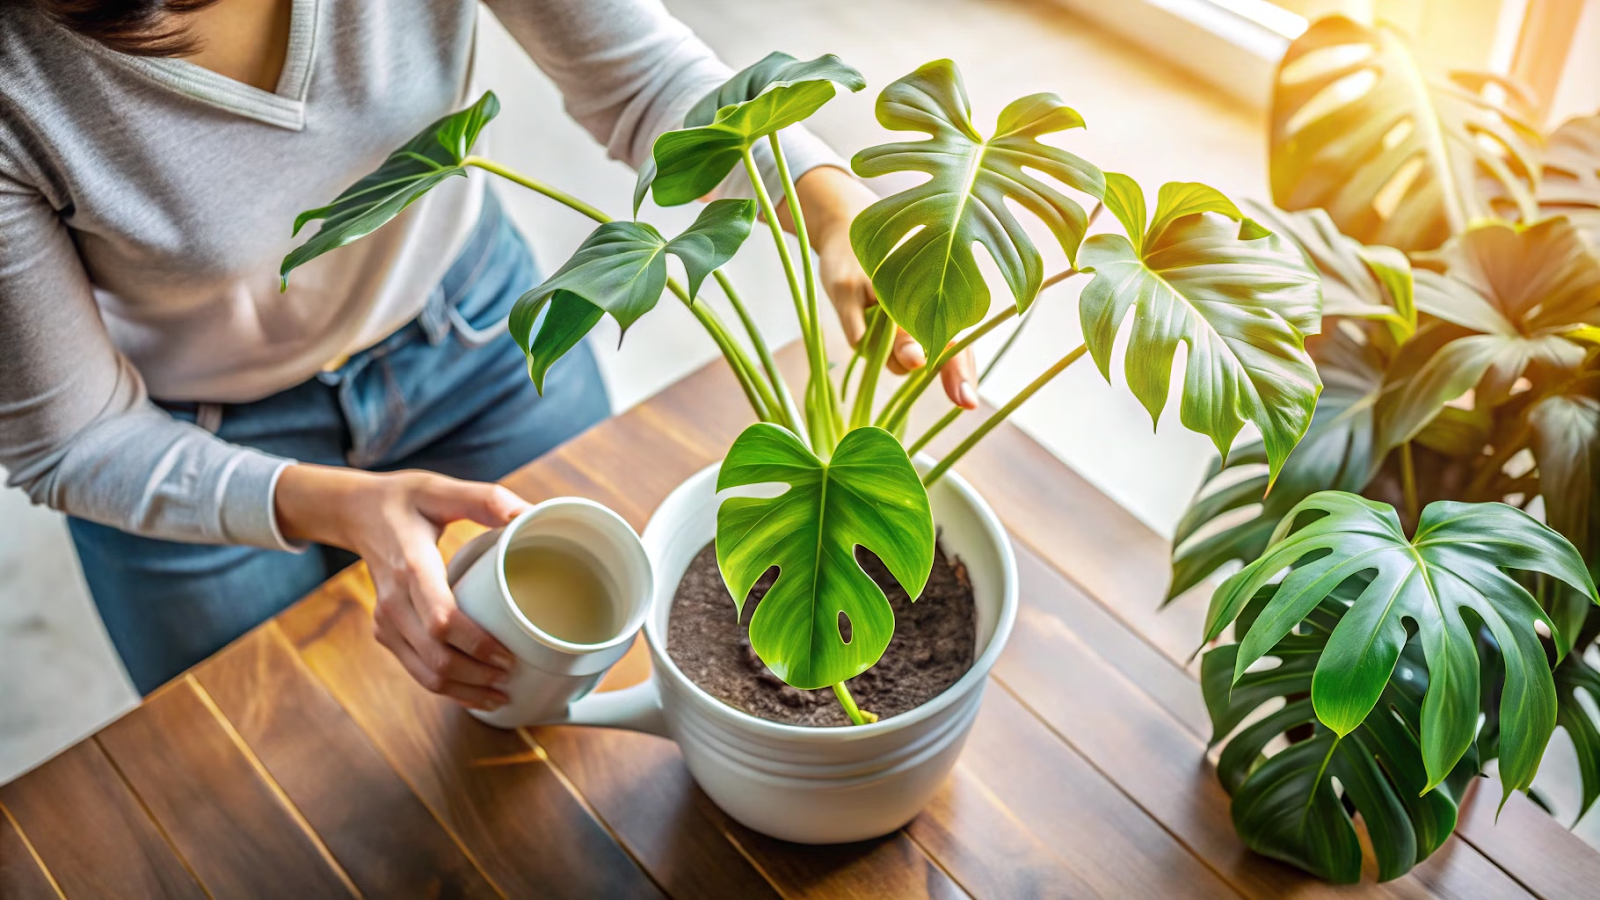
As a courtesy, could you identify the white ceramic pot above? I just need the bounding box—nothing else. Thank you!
[543,461,1018,844]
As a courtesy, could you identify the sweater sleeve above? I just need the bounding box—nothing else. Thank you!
[0,172,298,550]
[482,0,849,201]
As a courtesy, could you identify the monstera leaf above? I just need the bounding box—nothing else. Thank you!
[283,92,498,284]
[1248,203,1415,342]
[849,59,1103,355]
[715,424,934,689]
[1539,114,1600,246]
[1169,324,1384,600]
[1378,218,1600,448]
[1205,592,1475,883]
[510,199,756,390]
[1078,177,1323,483]
[1269,16,1541,252]
[645,53,865,208]
[1206,491,1598,800]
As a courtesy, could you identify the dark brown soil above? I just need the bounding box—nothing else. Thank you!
[666,540,976,727]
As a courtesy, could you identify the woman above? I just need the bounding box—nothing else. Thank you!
[0,0,977,710]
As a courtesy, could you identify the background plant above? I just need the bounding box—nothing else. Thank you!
[1171,14,1600,883]
[283,53,1325,727]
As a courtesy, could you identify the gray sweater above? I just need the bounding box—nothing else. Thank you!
[0,0,842,550]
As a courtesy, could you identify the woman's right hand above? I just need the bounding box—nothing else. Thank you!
[274,464,531,711]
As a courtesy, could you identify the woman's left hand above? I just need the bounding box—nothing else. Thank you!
[787,166,979,411]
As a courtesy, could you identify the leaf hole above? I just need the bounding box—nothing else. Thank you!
[1278,43,1374,86]
[838,610,853,644]
[1282,69,1378,137]
[1371,154,1424,220]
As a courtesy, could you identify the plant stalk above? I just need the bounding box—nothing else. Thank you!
[851,310,897,430]
[832,682,878,726]
[923,343,1088,487]
[1399,441,1420,524]
[841,305,885,400]
[464,157,611,224]
[715,270,802,435]
[769,135,847,445]
[877,306,1020,434]
[742,147,836,454]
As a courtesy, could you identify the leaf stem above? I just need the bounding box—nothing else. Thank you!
[464,157,611,225]
[878,306,1020,433]
[714,270,802,436]
[841,305,885,399]
[667,279,776,423]
[769,135,846,446]
[832,682,878,726]
[742,146,836,454]
[923,343,1088,487]
[851,309,897,430]
[1399,441,1420,525]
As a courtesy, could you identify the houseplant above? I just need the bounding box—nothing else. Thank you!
[1169,15,1600,883]
[281,53,1329,840]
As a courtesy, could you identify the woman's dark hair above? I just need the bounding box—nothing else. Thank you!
[11,0,222,57]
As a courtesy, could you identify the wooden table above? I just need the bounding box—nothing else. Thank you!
[4,351,1599,900]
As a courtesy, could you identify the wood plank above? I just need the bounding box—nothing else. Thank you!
[923,685,1240,899]
[0,805,60,900]
[719,818,972,900]
[0,740,204,900]
[95,680,355,899]
[531,726,784,900]
[1455,777,1600,900]
[276,574,664,900]
[995,547,1530,899]
[194,623,498,899]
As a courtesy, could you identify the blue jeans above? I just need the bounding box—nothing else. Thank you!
[70,194,611,694]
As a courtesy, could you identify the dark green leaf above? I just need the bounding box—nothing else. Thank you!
[508,199,756,377]
[646,53,865,207]
[1207,491,1597,799]
[522,291,604,393]
[1204,606,1473,883]
[1554,651,1600,822]
[715,424,934,689]
[282,92,498,285]
[1269,16,1541,251]
[1078,178,1323,484]
[849,59,1103,355]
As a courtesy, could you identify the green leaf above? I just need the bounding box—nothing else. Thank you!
[1205,601,1473,883]
[1529,377,1600,569]
[1247,202,1415,342]
[508,199,756,381]
[522,291,604,393]
[1268,16,1541,251]
[1538,113,1600,246]
[1378,218,1600,448]
[1078,179,1323,484]
[715,424,934,689]
[1168,323,1384,600]
[646,53,865,208]
[1206,491,1598,799]
[848,59,1103,356]
[282,92,498,285]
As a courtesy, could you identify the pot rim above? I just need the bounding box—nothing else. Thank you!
[640,459,1018,742]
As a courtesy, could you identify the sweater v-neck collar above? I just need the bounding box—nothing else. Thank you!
[84,0,320,131]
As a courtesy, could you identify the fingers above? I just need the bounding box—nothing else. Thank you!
[405,536,515,669]
[374,614,510,711]
[941,347,980,410]
[887,328,927,376]
[416,477,530,529]
[835,293,868,348]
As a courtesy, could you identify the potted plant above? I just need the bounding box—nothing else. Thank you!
[1169,15,1600,883]
[283,54,1329,843]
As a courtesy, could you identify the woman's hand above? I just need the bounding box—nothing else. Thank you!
[275,464,530,711]
[786,166,979,411]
